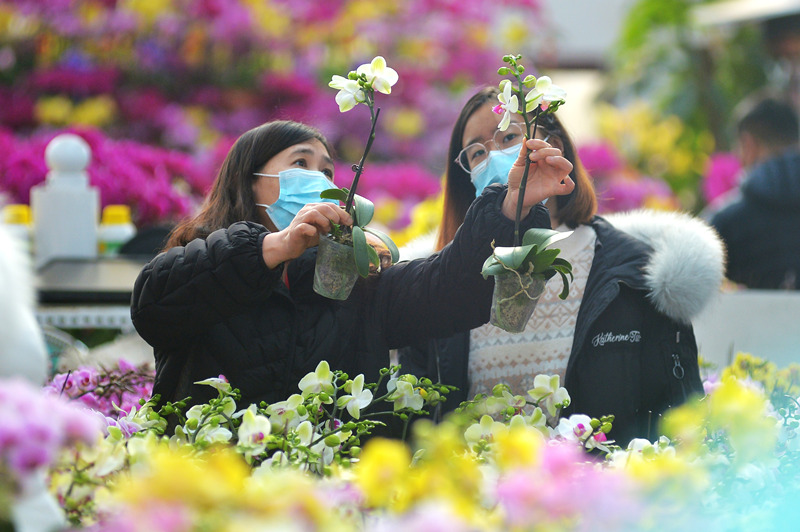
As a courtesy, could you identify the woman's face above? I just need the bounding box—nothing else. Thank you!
[460,104,552,166]
[252,138,335,227]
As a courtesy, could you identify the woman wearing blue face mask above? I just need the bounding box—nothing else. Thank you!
[131,119,575,429]
[398,87,725,445]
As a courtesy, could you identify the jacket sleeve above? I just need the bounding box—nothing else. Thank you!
[131,221,283,349]
[373,185,551,348]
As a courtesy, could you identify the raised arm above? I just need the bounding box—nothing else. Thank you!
[374,185,551,348]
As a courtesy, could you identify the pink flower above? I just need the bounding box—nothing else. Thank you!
[702,152,742,207]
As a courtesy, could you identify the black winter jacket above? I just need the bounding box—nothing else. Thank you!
[399,211,725,444]
[710,148,800,289]
[131,185,550,411]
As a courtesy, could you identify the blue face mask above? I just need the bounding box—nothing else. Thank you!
[469,134,552,203]
[470,144,519,197]
[255,168,337,230]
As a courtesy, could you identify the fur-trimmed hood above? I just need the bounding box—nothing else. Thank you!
[602,210,725,324]
[399,209,726,325]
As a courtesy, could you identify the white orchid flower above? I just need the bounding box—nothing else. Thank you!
[329,74,367,112]
[524,75,567,112]
[266,394,307,432]
[527,374,571,422]
[493,79,519,131]
[486,389,526,416]
[195,376,232,393]
[336,374,373,419]
[298,360,335,397]
[184,402,235,445]
[553,414,593,442]
[464,414,508,445]
[237,404,272,460]
[386,378,424,411]
[356,55,399,95]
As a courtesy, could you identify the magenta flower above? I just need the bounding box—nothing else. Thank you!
[1,378,102,478]
[702,152,742,207]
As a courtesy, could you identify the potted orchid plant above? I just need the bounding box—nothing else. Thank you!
[313,56,401,300]
[480,54,574,332]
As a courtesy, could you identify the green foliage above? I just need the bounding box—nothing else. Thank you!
[608,0,771,151]
[481,228,574,300]
[320,187,400,278]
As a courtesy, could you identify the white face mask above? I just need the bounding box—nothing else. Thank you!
[254,168,337,230]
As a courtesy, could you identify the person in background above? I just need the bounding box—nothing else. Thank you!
[131,119,574,415]
[398,87,725,445]
[710,95,800,290]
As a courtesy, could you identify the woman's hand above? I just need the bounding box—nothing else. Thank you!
[261,203,352,269]
[501,137,575,220]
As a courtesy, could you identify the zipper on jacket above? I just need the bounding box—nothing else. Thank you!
[671,350,688,401]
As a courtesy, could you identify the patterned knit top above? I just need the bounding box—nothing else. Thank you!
[468,224,596,398]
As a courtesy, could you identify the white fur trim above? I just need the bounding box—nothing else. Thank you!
[398,231,438,261]
[604,210,726,324]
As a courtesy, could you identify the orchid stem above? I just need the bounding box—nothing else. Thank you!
[345,105,381,215]
[514,101,540,247]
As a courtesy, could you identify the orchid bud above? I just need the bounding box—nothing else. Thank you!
[590,418,602,430]
[601,423,613,433]
[400,375,418,386]
[498,67,510,75]
[324,434,341,447]
[517,65,525,73]
[349,446,361,457]
[186,417,199,430]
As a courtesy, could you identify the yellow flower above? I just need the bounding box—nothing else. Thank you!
[353,438,412,509]
[243,0,290,37]
[120,0,173,25]
[626,451,709,499]
[386,107,425,139]
[390,191,443,247]
[660,397,708,454]
[492,424,545,471]
[72,96,117,127]
[113,444,249,508]
[35,95,73,126]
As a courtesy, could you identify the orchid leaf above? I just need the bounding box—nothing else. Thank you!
[552,257,574,275]
[352,194,374,227]
[556,270,571,300]
[522,228,574,250]
[532,248,560,273]
[489,244,536,270]
[365,227,400,263]
[366,244,380,269]
[320,188,348,202]
[352,225,370,278]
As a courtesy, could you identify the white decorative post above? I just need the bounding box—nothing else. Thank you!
[31,133,99,269]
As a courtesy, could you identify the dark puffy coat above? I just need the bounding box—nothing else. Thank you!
[399,211,725,444]
[711,148,800,289]
[131,186,550,410]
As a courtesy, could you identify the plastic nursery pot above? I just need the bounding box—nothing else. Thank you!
[489,271,547,333]
[313,235,360,300]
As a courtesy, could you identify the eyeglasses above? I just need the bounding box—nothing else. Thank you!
[455,122,525,174]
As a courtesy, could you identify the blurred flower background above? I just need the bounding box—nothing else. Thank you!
[1,0,793,244]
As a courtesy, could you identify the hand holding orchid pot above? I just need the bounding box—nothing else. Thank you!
[481,54,575,332]
[314,57,401,300]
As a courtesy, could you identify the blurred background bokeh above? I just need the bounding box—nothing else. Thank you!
[1,0,798,247]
